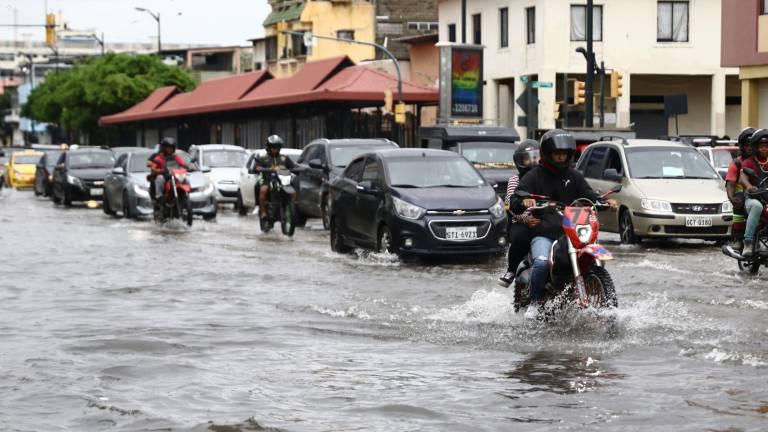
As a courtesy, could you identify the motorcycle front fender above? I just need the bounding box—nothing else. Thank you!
[580,244,613,261]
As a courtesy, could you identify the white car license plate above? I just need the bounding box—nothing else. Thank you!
[445,226,477,240]
[90,188,103,196]
[685,216,712,227]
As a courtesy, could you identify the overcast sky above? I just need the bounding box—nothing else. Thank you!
[0,0,271,46]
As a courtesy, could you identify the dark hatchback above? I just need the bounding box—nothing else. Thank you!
[34,150,63,196]
[295,138,399,228]
[51,148,114,206]
[328,149,508,257]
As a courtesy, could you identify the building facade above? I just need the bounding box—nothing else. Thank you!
[439,0,740,138]
[375,0,439,60]
[722,0,768,128]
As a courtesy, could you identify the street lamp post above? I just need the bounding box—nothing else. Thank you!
[281,30,405,144]
[135,7,160,53]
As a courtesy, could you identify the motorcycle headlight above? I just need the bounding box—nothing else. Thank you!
[721,201,733,213]
[576,224,593,244]
[640,199,672,213]
[392,196,426,220]
[133,184,150,198]
[489,198,505,218]
[66,175,82,186]
[175,172,187,182]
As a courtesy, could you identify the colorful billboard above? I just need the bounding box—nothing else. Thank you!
[450,47,483,118]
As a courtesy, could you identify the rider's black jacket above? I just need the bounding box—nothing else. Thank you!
[510,162,600,240]
[251,154,296,173]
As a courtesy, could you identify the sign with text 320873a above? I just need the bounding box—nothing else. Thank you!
[450,47,483,118]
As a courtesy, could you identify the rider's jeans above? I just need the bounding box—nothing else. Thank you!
[745,198,764,241]
[154,176,166,202]
[530,236,554,302]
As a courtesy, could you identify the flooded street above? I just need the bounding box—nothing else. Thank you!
[1,188,766,431]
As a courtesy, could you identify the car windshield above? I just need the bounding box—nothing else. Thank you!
[129,153,153,172]
[202,150,247,168]
[626,147,720,179]
[387,157,487,188]
[13,155,42,165]
[460,142,518,166]
[713,149,737,169]
[68,151,114,169]
[330,144,395,167]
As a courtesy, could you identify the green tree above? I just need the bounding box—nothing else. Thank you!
[22,53,195,144]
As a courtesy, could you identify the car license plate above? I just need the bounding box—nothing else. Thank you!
[445,226,477,240]
[90,188,103,196]
[685,216,712,227]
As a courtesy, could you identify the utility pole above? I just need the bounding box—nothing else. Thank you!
[599,61,606,128]
[461,0,467,43]
[585,0,595,127]
[135,7,161,53]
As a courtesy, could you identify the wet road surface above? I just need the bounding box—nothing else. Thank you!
[1,188,767,431]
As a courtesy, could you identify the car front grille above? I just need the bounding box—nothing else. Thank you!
[218,189,239,197]
[671,203,721,214]
[428,219,492,240]
[664,226,729,235]
[426,209,489,216]
[82,179,104,188]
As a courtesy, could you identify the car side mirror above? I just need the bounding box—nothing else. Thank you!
[112,167,125,175]
[603,168,623,182]
[201,166,212,173]
[356,180,378,195]
[308,158,326,170]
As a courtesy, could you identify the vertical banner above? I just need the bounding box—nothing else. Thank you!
[450,46,484,118]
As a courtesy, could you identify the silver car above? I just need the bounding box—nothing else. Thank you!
[189,144,249,205]
[576,139,732,243]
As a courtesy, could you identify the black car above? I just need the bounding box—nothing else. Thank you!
[328,149,508,257]
[34,150,63,196]
[420,125,520,196]
[51,148,115,206]
[295,138,399,228]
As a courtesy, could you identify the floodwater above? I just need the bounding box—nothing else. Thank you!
[1,188,766,431]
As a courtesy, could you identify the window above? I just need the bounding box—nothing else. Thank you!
[344,158,366,182]
[304,145,325,164]
[448,23,457,42]
[472,13,481,44]
[499,8,509,48]
[361,160,382,186]
[265,36,277,62]
[764,0,768,14]
[526,7,536,44]
[570,5,603,41]
[583,146,608,179]
[408,22,439,31]
[337,30,354,41]
[657,1,689,42]
[603,148,624,180]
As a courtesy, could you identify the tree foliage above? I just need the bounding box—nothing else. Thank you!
[22,53,195,140]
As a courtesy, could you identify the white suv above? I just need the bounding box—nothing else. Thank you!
[189,144,248,205]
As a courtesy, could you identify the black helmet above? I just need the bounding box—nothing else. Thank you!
[749,128,768,153]
[738,127,757,157]
[540,129,576,172]
[266,134,283,151]
[160,137,176,152]
[513,139,540,178]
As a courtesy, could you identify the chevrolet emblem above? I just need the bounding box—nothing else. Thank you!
[452,210,466,216]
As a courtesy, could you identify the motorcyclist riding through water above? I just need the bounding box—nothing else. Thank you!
[509,129,618,320]
[499,139,540,287]
[739,128,768,257]
[147,137,188,207]
[724,127,756,253]
[252,134,296,222]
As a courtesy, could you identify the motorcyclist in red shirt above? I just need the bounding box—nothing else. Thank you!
[147,138,188,205]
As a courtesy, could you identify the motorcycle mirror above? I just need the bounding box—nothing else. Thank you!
[514,190,530,198]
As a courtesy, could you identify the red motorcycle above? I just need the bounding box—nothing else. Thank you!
[154,164,193,226]
[721,168,768,274]
[512,185,622,315]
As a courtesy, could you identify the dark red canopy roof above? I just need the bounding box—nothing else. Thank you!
[100,56,437,125]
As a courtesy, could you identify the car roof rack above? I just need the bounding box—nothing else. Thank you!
[600,136,630,145]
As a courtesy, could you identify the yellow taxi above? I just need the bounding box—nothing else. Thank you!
[5,150,43,189]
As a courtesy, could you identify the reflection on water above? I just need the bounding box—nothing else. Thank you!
[501,351,625,396]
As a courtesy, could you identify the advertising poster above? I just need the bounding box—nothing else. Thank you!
[450,48,483,118]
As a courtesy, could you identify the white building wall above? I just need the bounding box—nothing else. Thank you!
[438,0,739,137]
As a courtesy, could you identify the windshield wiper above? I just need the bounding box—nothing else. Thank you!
[391,184,420,188]
[426,184,474,188]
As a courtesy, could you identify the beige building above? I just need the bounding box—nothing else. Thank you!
[439,0,740,138]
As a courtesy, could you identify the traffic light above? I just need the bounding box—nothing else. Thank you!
[45,13,56,46]
[573,80,586,105]
[395,102,406,124]
[610,71,624,98]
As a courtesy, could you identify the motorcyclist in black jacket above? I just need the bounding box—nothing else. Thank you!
[509,129,617,319]
[253,134,296,222]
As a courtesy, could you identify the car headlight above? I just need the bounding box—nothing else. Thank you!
[48,174,53,181]
[576,224,593,244]
[490,198,505,218]
[66,175,82,186]
[133,184,150,198]
[721,201,733,213]
[201,183,215,195]
[392,196,426,220]
[640,198,672,213]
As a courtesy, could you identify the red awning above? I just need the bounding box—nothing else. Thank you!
[99,56,438,125]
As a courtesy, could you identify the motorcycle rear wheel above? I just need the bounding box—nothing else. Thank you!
[582,266,618,308]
